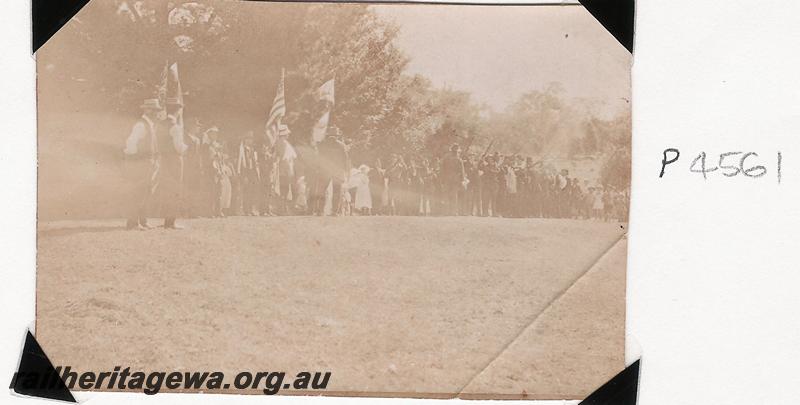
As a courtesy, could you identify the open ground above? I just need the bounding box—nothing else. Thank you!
[36,215,626,398]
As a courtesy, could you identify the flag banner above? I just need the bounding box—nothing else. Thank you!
[157,61,169,114]
[168,62,184,127]
[168,63,182,101]
[265,68,286,145]
[311,78,335,144]
[318,78,335,104]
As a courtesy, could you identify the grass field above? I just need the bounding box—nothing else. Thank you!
[36,215,626,398]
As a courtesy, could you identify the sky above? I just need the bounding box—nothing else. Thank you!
[373,4,631,117]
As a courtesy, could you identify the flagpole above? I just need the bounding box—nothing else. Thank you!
[279,68,285,127]
[328,74,335,129]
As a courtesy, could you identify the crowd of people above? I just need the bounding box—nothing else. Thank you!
[123,97,629,230]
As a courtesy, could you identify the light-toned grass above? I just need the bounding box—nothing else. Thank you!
[36,215,625,398]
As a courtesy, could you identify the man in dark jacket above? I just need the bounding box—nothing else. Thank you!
[480,155,501,217]
[440,144,466,216]
[158,98,189,229]
[317,126,349,216]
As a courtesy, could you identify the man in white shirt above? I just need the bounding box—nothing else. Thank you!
[123,98,163,230]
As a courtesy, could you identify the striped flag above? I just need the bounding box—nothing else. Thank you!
[265,68,286,145]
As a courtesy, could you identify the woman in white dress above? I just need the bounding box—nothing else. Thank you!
[353,164,372,215]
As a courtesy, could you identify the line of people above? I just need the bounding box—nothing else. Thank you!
[180,130,629,223]
[123,98,628,230]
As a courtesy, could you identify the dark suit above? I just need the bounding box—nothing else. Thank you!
[440,152,465,215]
[317,137,349,215]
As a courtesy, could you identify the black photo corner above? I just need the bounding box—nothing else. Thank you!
[28,0,636,402]
[578,0,635,53]
[579,359,641,405]
[10,331,76,402]
[31,0,90,53]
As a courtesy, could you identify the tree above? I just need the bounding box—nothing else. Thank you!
[288,4,409,147]
[486,82,576,156]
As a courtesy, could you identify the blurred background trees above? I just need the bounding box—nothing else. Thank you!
[38,0,630,185]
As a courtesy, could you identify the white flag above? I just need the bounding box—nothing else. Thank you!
[168,62,184,127]
[311,78,335,144]
[318,78,335,104]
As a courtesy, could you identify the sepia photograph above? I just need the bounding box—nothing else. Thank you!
[35,0,631,399]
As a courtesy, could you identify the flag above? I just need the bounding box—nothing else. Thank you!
[318,78,335,103]
[312,78,335,144]
[156,61,169,114]
[265,68,286,145]
[168,62,184,127]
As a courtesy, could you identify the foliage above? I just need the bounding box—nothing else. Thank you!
[40,0,629,173]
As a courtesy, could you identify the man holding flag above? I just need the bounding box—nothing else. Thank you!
[317,126,349,216]
[123,98,162,230]
[263,69,287,212]
[159,96,189,228]
[153,62,189,229]
[306,78,336,215]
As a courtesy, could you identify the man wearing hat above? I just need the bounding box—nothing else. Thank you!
[156,97,189,228]
[440,143,466,215]
[316,126,349,216]
[123,98,163,230]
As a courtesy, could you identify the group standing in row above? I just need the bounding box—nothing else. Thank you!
[123,98,629,230]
